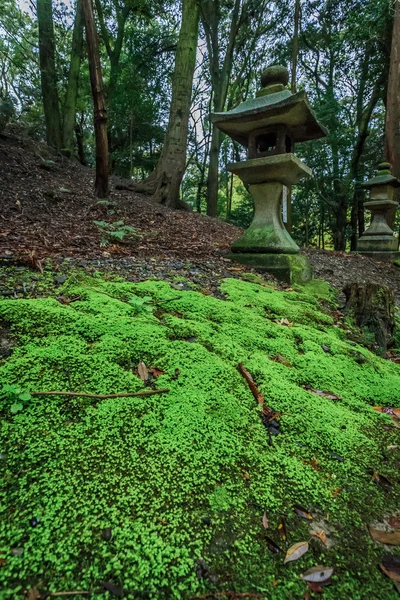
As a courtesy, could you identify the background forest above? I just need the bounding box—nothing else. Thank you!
[0,0,398,250]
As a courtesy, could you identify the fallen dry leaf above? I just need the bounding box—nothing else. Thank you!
[137,362,149,382]
[380,555,400,582]
[306,581,325,593]
[278,318,293,326]
[332,487,342,498]
[371,472,392,493]
[369,527,400,545]
[373,407,400,420]
[387,445,399,451]
[306,387,341,401]
[303,457,320,471]
[277,517,288,541]
[25,590,40,600]
[265,536,281,554]
[301,566,334,583]
[262,513,269,529]
[312,530,328,547]
[387,516,400,529]
[284,541,309,564]
[148,367,166,378]
[294,504,313,520]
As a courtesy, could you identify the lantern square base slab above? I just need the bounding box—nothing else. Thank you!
[226,253,313,284]
[354,250,400,263]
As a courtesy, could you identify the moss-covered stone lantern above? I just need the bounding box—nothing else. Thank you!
[211,64,327,283]
[356,162,400,261]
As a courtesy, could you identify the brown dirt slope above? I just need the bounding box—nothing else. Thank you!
[2,131,400,301]
[0,132,240,261]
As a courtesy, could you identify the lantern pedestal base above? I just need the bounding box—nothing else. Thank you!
[226,252,312,285]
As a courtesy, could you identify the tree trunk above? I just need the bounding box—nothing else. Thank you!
[62,0,84,156]
[291,0,301,93]
[75,117,87,166]
[82,0,109,198]
[343,283,395,354]
[37,0,62,149]
[385,0,400,223]
[207,125,221,216]
[149,0,199,208]
[350,67,384,251]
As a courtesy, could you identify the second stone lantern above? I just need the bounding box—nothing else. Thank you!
[212,65,327,284]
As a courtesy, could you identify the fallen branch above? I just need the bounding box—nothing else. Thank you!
[190,593,264,599]
[30,389,169,399]
[49,592,91,597]
[238,363,264,405]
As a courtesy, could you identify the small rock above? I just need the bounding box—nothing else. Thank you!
[55,275,68,285]
[102,527,112,541]
[11,548,24,557]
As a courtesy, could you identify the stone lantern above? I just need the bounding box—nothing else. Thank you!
[357,162,400,261]
[211,65,327,284]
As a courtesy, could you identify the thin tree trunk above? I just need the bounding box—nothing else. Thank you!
[62,0,84,156]
[202,0,244,217]
[37,0,62,149]
[75,121,87,166]
[291,0,301,93]
[83,0,109,197]
[385,0,400,225]
[207,125,221,216]
[350,69,384,251]
[149,0,199,208]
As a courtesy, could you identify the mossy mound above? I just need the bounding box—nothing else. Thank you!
[1,273,400,599]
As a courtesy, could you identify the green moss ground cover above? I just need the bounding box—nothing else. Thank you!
[1,272,400,599]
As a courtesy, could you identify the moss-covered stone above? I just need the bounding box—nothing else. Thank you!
[0,273,400,599]
[227,253,312,284]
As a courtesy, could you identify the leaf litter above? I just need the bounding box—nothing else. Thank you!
[284,541,309,564]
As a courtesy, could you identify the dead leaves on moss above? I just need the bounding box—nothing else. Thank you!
[371,472,393,493]
[380,555,400,583]
[284,541,309,564]
[304,386,342,401]
[293,505,313,521]
[312,530,328,547]
[373,406,400,420]
[369,527,400,545]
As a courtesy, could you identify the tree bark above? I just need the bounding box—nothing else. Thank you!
[291,0,301,93]
[350,69,384,251]
[202,0,245,217]
[83,0,109,197]
[146,0,199,208]
[62,0,84,156]
[37,0,62,149]
[385,0,400,220]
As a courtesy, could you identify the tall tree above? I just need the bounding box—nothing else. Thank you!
[83,0,109,197]
[291,0,301,93]
[385,0,400,213]
[136,0,200,208]
[201,0,247,217]
[37,0,62,149]
[62,0,84,156]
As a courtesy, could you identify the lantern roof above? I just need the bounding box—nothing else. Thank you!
[211,65,327,147]
[362,162,400,189]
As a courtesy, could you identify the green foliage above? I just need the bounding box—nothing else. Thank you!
[1,383,32,414]
[1,273,400,598]
[93,220,137,245]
